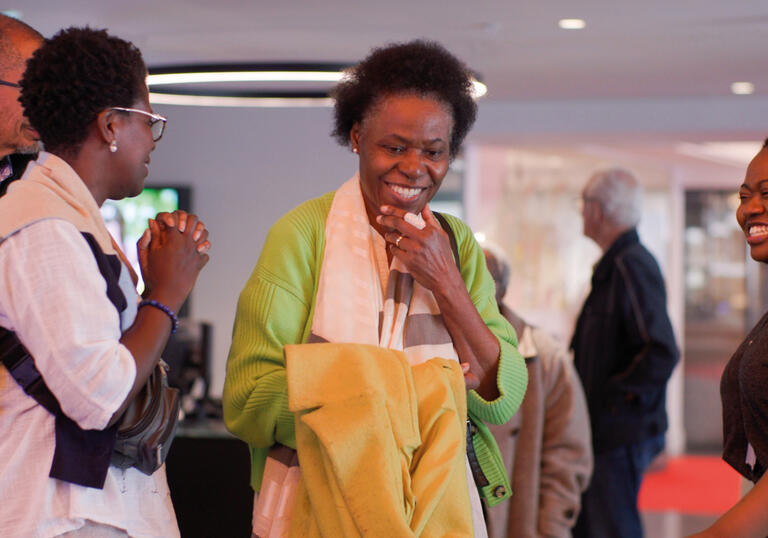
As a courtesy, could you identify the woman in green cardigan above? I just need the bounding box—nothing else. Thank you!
[224,40,527,537]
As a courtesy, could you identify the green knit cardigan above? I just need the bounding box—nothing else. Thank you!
[222,191,528,503]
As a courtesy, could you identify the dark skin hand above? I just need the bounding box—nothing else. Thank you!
[108,211,209,425]
[376,204,500,400]
[138,210,211,299]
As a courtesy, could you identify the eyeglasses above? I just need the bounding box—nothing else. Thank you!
[110,107,167,141]
[0,80,21,89]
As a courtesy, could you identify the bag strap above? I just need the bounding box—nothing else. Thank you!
[431,212,495,490]
[0,325,118,489]
[0,327,61,415]
[432,211,461,272]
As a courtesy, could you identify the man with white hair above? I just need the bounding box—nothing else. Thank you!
[571,168,679,538]
[0,14,43,194]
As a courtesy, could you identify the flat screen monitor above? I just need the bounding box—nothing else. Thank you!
[101,185,192,298]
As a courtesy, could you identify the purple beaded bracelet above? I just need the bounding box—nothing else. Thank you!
[139,299,179,334]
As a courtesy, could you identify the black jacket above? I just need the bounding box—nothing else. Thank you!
[0,153,36,196]
[571,229,679,452]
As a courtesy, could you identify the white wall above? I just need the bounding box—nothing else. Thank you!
[148,105,355,395]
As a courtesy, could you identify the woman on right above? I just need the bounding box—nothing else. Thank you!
[689,140,768,538]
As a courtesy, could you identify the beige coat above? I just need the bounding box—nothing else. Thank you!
[486,309,593,538]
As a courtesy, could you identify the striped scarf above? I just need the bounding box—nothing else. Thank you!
[309,174,458,364]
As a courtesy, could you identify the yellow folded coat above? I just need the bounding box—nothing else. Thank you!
[285,343,473,537]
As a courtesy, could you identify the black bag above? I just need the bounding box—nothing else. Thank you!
[0,327,180,485]
[432,211,512,503]
[111,360,181,475]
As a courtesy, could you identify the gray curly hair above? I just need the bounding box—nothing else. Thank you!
[584,167,642,228]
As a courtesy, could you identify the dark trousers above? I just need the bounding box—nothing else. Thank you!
[573,434,664,538]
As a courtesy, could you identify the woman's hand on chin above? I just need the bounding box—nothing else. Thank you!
[376,204,461,294]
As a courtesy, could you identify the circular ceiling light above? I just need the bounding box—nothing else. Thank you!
[147,63,346,107]
[0,10,23,19]
[472,80,488,98]
[147,63,488,107]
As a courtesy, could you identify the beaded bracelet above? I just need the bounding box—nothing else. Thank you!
[139,299,179,334]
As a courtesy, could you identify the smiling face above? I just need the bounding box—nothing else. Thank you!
[737,147,768,263]
[108,88,157,201]
[350,93,452,231]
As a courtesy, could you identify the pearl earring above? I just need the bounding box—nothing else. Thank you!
[109,140,118,153]
[352,147,359,154]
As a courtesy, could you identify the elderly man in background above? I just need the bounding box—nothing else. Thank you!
[571,168,679,538]
[483,247,593,538]
[0,14,42,194]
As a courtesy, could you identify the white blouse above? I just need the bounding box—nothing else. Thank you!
[0,219,178,538]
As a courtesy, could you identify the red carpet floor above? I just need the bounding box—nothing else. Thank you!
[638,455,742,515]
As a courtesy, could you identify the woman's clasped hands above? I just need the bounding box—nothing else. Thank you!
[137,210,210,312]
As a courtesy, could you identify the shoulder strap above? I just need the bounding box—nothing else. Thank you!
[432,211,461,272]
[0,325,119,488]
[0,327,61,415]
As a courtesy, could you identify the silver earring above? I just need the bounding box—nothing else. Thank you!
[109,140,118,153]
[352,147,358,154]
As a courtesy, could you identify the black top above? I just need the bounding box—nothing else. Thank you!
[571,229,679,452]
[721,309,768,482]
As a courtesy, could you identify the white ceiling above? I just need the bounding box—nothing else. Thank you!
[12,0,768,102]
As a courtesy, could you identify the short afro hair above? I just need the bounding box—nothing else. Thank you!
[331,40,477,159]
[19,27,147,157]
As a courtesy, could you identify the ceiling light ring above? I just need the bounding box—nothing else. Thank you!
[147,62,486,107]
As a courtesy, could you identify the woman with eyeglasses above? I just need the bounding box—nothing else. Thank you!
[0,27,209,536]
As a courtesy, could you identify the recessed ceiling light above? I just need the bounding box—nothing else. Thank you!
[731,81,755,95]
[558,19,586,30]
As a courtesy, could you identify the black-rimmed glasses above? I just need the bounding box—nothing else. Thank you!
[110,107,167,142]
[0,80,21,89]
